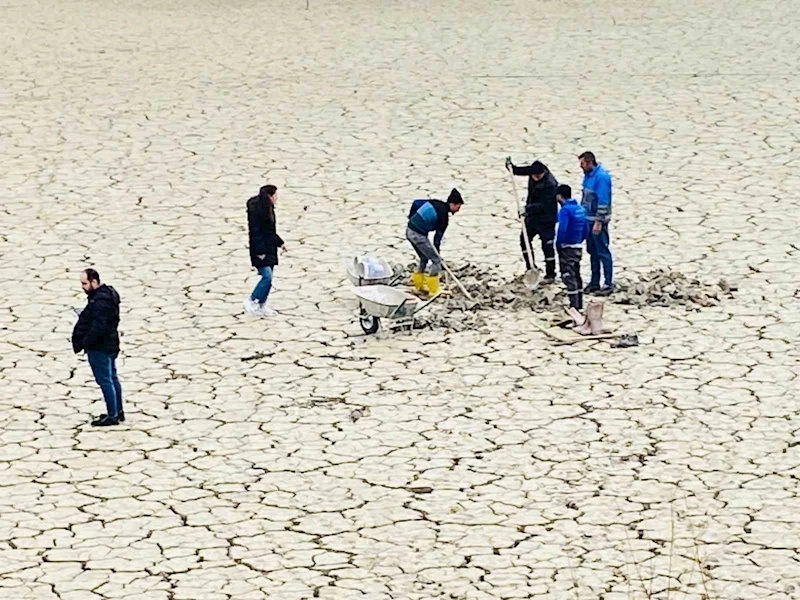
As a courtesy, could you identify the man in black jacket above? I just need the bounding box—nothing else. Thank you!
[506,158,559,283]
[72,268,124,427]
[245,184,285,317]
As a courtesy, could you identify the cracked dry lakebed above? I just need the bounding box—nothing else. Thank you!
[0,0,799,599]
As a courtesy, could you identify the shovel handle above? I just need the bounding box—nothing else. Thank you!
[442,261,474,301]
[507,160,523,215]
[431,246,474,301]
[508,168,537,269]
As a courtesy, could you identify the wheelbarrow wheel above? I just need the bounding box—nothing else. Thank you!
[360,315,380,334]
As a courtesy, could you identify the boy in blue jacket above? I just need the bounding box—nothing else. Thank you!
[556,184,588,310]
[406,188,463,295]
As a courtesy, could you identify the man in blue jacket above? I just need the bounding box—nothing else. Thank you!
[555,185,588,310]
[406,188,463,296]
[579,151,614,295]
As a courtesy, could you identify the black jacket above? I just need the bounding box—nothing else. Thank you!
[72,285,121,355]
[247,192,284,268]
[408,199,450,249]
[512,164,559,225]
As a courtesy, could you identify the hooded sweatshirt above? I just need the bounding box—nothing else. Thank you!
[408,200,450,250]
[556,199,588,248]
[407,189,462,250]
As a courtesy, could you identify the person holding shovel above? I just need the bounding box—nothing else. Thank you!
[505,158,558,284]
[406,188,464,296]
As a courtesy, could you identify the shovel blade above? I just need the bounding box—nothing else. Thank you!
[523,269,541,290]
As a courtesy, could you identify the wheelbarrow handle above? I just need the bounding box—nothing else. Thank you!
[388,298,408,319]
[414,292,442,314]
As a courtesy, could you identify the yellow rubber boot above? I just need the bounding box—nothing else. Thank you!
[410,272,425,291]
[425,274,440,296]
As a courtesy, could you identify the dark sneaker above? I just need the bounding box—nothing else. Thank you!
[96,411,125,422]
[541,277,556,285]
[91,415,120,427]
[595,286,615,297]
[584,284,601,294]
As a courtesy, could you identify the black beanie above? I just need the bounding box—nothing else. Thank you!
[447,188,463,204]
[530,161,546,175]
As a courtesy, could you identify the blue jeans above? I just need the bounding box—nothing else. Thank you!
[250,266,273,304]
[586,222,613,287]
[86,351,123,419]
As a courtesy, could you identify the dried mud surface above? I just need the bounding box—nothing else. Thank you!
[1,0,798,598]
[397,263,737,331]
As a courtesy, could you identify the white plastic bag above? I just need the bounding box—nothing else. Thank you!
[356,256,390,279]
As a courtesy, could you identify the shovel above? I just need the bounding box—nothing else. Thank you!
[430,246,474,301]
[507,162,541,290]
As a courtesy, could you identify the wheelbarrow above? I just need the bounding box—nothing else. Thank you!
[352,285,439,334]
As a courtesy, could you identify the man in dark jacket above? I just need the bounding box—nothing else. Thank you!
[245,184,285,317]
[72,268,124,427]
[506,158,559,283]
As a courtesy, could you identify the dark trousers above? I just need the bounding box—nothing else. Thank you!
[87,351,123,419]
[407,227,442,275]
[520,220,556,278]
[558,247,583,310]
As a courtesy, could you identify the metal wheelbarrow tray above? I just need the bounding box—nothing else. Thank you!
[351,285,439,334]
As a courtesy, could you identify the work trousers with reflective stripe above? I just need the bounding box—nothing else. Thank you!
[558,246,583,310]
[521,219,556,279]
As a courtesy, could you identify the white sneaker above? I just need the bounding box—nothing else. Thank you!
[243,298,260,315]
[258,304,278,317]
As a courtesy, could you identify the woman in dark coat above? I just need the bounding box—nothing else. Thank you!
[245,185,284,316]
